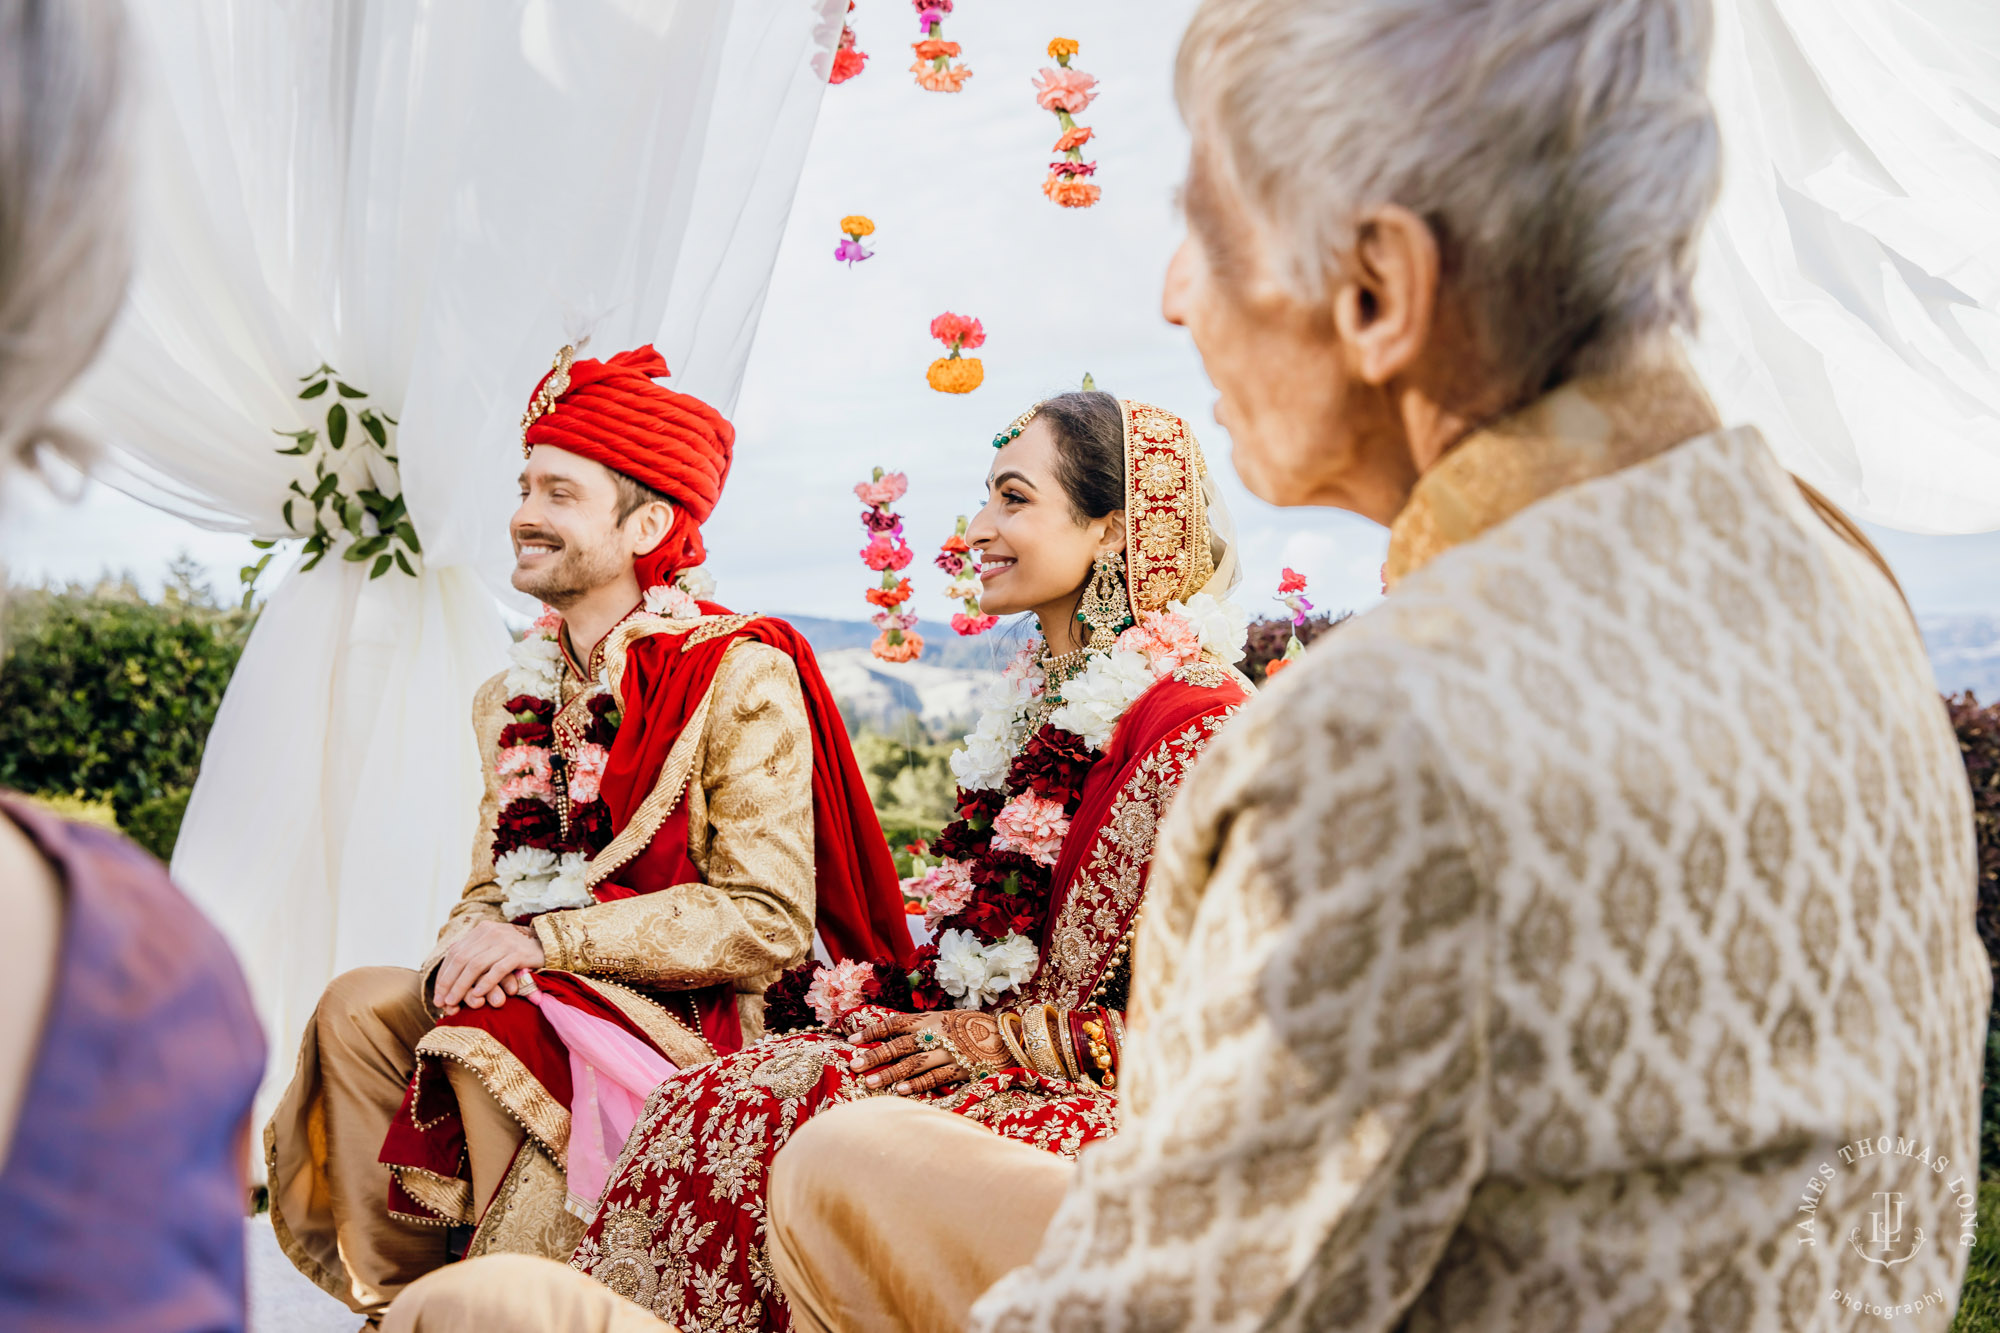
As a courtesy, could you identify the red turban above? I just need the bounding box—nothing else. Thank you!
[522,345,734,586]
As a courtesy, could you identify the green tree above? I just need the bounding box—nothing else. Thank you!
[0,562,251,857]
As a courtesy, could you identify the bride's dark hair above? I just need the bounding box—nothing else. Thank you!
[1033,391,1125,522]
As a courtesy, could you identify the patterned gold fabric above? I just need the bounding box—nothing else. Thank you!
[429,639,813,997]
[970,373,1989,1330]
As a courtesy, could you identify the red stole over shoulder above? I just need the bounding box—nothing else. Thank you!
[1032,669,1247,1005]
[593,603,916,1052]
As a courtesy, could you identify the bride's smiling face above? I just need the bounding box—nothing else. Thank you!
[967,419,1122,622]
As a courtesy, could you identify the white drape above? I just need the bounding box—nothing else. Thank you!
[61,0,843,1114]
[1692,0,2000,533]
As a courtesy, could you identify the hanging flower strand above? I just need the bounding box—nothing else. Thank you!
[910,0,971,92]
[1036,38,1101,208]
[858,468,924,663]
[937,515,997,636]
[926,312,985,393]
[1264,567,1313,679]
[830,2,868,84]
[835,215,875,266]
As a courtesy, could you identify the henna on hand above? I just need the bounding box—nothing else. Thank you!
[850,1012,924,1045]
[937,1011,1008,1074]
[895,1063,968,1096]
[869,1051,955,1091]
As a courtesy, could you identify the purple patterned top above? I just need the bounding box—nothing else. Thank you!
[0,797,264,1331]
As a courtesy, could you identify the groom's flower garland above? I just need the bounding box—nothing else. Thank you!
[765,591,1248,1031]
[488,567,713,920]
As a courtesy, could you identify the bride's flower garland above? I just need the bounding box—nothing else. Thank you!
[765,591,1248,1030]
[488,567,713,920]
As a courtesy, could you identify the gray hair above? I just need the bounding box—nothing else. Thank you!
[0,0,130,471]
[1177,0,1719,400]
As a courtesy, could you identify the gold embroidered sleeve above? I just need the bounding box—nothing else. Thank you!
[971,662,1492,1333]
[423,670,512,974]
[532,641,814,987]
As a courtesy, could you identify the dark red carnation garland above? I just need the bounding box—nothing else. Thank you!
[765,719,1101,1031]
[491,691,620,887]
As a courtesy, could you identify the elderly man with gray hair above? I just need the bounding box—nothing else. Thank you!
[755,0,1990,1329]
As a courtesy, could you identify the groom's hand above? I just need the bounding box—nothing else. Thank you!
[435,922,544,1015]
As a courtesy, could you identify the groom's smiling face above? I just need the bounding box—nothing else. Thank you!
[511,446,665,607]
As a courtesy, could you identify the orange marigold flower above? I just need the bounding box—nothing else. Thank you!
[1042,175,1102,209]
[1052,125,1094,153]
[912,37,961,61]
[911,60,972,92]
[927,356,985,394]
[840,215,875,238]
[1264,657,1291,680]
[1047,37,1080,59]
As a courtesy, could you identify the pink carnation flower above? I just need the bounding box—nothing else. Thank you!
[1117,609,1203,674]
[1032,66,1098,114]
[921,859,977,930]
[861,534,914,571]
[500,771,554,805]
[950,611,998,636]
[855,472,909,507]
[530,609,563,636]
[567,742,610,805]
[1278,567,1308,594]
[497,744,552,782]
[805,958,876,1026]
[989,793,1071,866]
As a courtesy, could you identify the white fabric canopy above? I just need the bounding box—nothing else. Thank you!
[61,0,844,1113]
[1693,0,2000,533]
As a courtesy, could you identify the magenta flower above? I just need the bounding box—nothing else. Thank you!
[834,237,873,266]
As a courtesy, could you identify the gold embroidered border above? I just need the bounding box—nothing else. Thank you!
[1120,400,1214,614]
[391,1165,474,1226]
[570,974,720,1069]
[1031,708,1237,1007]
[415,1025,571,1163]
[583,643,739,891]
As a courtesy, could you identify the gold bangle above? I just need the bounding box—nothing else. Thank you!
[997,1010,1031,1069]
[1020,1003,1066,1079]
[1053,1005,1082,1080]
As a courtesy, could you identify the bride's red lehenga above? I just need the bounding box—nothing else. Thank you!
[567,398,1247,1329]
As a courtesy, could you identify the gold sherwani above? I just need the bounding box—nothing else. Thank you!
[269,629,814,1317]
[966,365,1989,1330]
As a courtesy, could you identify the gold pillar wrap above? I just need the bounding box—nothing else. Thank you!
[766,1098,1073,1333]
[382,1254,676,1333]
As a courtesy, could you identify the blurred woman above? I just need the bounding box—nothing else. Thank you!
[0,3,265,1329]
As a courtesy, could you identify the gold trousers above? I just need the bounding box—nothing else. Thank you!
[265,965,526,1316]
[767,1097,1074,1333]
[383,1255,675,1332]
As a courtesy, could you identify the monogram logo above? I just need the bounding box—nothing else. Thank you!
[1849,1190,1925,1267]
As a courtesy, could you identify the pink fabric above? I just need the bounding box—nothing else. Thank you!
[524,981,679,1216]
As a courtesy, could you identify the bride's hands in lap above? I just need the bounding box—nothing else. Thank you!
[847,1011,1009,1096]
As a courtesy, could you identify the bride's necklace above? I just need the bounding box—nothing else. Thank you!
[1029,639,1094,729]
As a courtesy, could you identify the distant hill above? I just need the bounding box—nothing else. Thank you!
[777,613,1033,673]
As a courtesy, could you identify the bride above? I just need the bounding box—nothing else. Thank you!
[567,391,1251,1328]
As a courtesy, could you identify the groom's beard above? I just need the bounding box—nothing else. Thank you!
[512,527,627,609]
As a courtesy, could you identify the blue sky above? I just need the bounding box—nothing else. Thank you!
[7,0,1997,624]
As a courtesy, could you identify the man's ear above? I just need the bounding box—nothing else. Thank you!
[627,499,675,557]
[1331,204,1440,387]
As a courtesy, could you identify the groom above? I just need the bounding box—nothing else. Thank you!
[266,345,913,1319]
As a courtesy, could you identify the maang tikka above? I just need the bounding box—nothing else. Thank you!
[1076,550,1132,653]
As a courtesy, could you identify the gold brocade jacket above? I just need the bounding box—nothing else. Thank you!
[430,627,815,1042]
[971,361,1988,1332]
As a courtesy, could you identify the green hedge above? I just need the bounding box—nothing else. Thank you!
[0,565,248,859]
